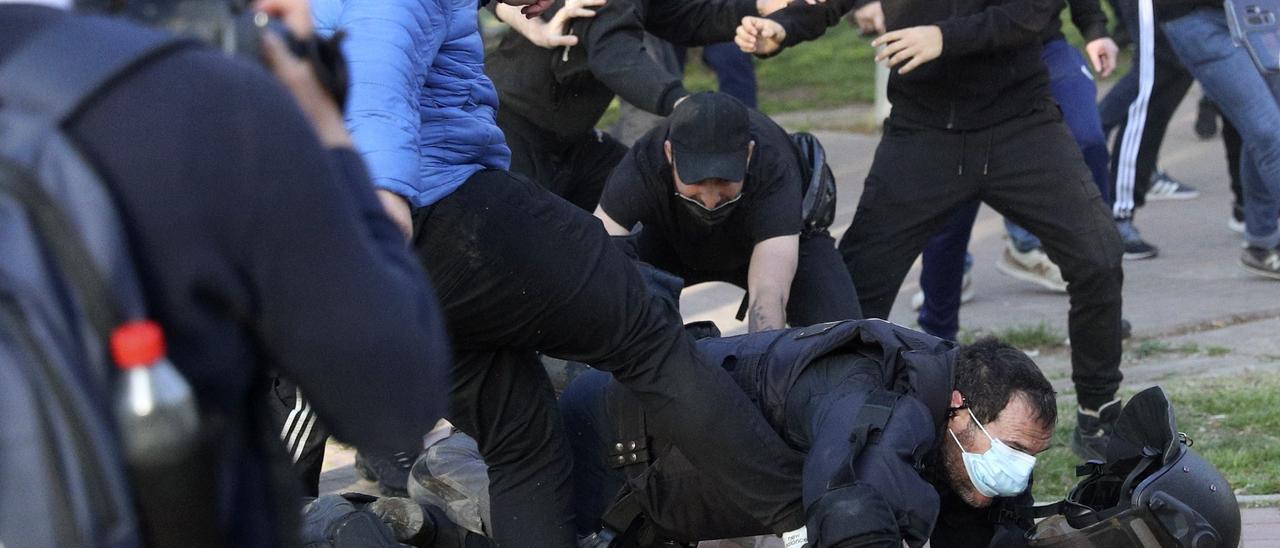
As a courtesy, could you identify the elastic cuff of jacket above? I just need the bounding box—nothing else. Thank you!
[1081,22,1109,43]
[935,22,971,58]
[768,11,806,51]
[659,84,691,116]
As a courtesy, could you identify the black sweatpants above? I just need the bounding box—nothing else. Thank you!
[265,374,328,497]
[412,170,804,547]
[837,106,1125,409]
[499,107,629,212]
[634,229,863,327]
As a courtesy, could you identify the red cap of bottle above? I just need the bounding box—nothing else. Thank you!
[111,320,166,370]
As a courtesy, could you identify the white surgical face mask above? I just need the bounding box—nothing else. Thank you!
[949,411,1037,497]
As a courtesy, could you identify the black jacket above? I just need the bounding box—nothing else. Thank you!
[1042,0,1110,44]
[602,319,1037,546]
[486,0,758,139]
[768,0,1059,129]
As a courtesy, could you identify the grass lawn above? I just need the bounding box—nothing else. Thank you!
[1031,372,1280,502]
[689,24,879,113]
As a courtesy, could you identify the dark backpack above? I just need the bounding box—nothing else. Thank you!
[790,132,838,237]
[0,16,193,548]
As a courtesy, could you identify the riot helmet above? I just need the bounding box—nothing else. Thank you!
[1026,387,1241,548]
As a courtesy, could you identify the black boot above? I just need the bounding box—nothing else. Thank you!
[1071,399,1122,461]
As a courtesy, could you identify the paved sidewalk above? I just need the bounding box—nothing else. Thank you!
[1242,506,1280,547]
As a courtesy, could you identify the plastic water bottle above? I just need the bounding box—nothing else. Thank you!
[112,320,199,464]
[111,320,219,547]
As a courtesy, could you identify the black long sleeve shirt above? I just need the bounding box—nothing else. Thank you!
[768,0,1059,130]
[486,0,759,139]
[1,6,451,545]
[1042,0,1111,44]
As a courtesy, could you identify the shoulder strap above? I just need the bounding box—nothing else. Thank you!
[0,160,119,341]
[0,15,190,124]
[827,389,902,490]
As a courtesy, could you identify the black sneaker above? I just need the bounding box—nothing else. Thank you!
[1071,399,1122,461]
[354,450,418,496]
[1145,170,1200,201]
[1116,219,1159,260]
[1241,245,1280,280]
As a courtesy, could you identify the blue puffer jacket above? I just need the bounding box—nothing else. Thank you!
[314,0,511,207]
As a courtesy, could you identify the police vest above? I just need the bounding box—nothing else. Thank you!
[697,319,959,438]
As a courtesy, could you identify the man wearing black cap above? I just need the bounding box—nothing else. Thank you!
[595,92,861,331]
[487,0,789,211]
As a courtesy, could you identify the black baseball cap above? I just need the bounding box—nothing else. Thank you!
[668,92,751,184]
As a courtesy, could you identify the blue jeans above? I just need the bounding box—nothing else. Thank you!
[1162,8,1280,248]
[918,202,981,340]
[1006,39,1114,251]
[918,38,1113,338]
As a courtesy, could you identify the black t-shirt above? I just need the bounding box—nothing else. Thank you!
[600,109,804,273]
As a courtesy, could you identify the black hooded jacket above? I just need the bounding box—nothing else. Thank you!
[767,0,1059,130]
[486,0,758,139]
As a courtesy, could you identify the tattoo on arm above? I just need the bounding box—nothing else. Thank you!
[748,292,787,332]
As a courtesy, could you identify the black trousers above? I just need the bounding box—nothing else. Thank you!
[837,107,1125,409]
[499,107,628,212]
[265,374,328,497]
[634,229,864,327]
[412,170,804,547]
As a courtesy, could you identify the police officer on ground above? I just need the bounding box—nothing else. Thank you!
[594,92,862,331]
[560,321,1055,546]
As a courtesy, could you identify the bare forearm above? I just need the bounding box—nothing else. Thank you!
[748,290,788,332]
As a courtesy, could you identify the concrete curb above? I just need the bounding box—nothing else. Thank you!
[1239,494,1280,508]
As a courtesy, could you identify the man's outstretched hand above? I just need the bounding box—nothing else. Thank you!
[736,16,787,56]
[500,0,554,18]
[873,25,942,74]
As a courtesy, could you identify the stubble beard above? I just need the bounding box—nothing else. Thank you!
[942,424,993,509]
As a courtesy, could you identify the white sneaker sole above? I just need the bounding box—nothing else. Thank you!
[1240,258,1280,280]
[1145,190,1201,201]
[994,254,1068,292]
[910,275,975,310]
